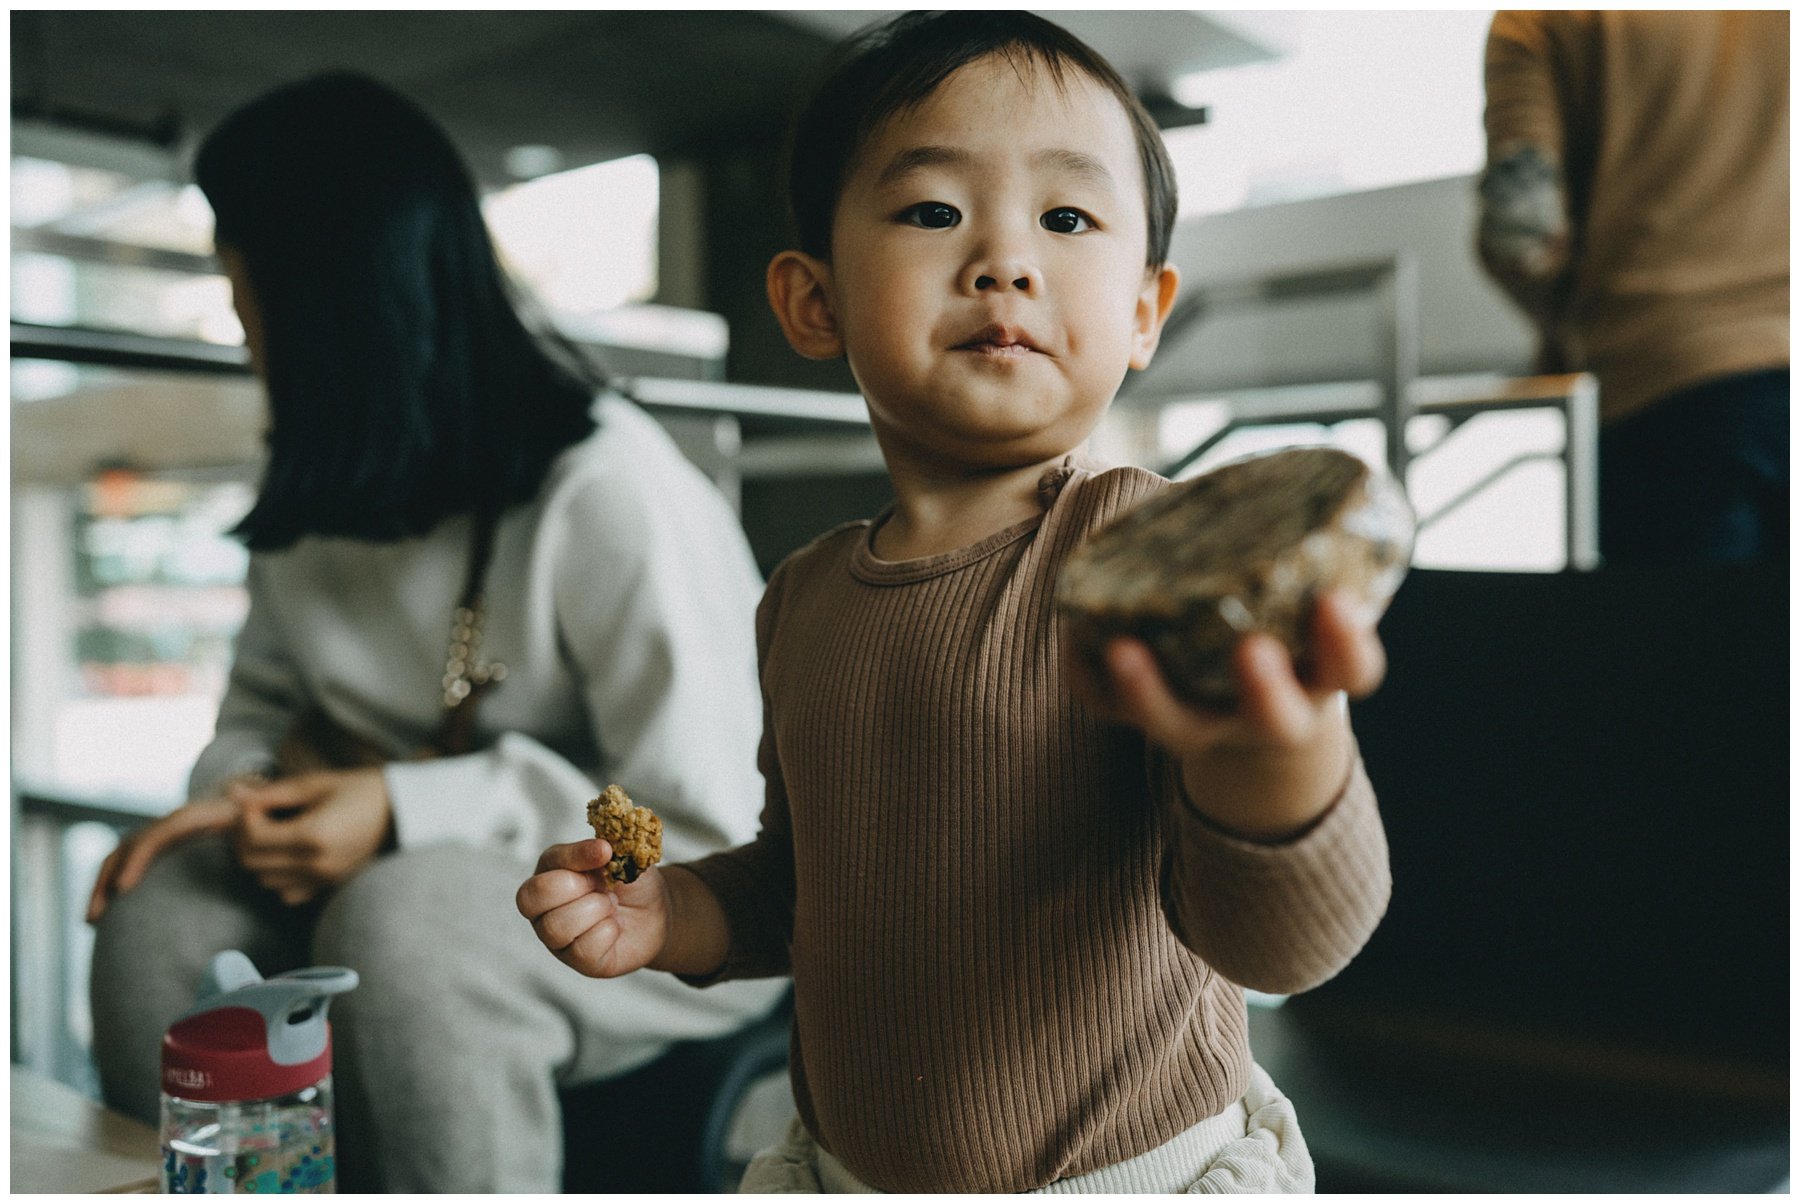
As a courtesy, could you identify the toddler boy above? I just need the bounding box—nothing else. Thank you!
[520,11,1391,1192]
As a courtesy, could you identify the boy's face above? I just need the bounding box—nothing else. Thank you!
[787,53,1178,470]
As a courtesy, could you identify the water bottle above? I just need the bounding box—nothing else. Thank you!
[159,950,358,1194]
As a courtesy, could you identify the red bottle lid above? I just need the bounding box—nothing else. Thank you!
[162,1006,334,1103]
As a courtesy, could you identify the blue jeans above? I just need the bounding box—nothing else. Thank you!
[1599,368,1788,566]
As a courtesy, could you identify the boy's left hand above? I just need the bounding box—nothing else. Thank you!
[1074,591,1387,841]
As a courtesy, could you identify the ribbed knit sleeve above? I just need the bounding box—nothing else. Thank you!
[676,556,799,983]
[1483,10,1569,159]
[1157,751,1391,995]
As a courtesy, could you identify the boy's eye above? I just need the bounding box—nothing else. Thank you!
[1041,207,1095,234]
[900,202,960,229]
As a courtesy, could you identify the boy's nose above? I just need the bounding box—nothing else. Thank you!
[964,254,1038,295]
[973,272,1034,293]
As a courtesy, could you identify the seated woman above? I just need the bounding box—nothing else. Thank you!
[84,71,784,1192]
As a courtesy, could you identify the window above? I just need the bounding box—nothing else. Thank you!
[13,445,255,802]
[483,152,660,323]
[1168,10,1495,216]
[11,155,237,341]
[11,148,667,343]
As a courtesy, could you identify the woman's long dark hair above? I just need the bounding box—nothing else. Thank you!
[195,71,603,550]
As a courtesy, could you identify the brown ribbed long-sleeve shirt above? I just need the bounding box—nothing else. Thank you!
[682,459,1391,1192]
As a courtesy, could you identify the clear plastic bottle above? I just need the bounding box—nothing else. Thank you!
[162,1076,336,1193]
[159,952,357,1194]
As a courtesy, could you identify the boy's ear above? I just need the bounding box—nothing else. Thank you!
[767,250,843,360]
[1128,264,1182,371]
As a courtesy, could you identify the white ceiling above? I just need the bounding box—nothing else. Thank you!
[11,11,1291,186]
[771,10,1290,90]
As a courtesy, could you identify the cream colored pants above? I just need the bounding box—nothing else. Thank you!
[740,1061,1314,1193]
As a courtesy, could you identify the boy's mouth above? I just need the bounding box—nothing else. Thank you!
[954,324,1044,358]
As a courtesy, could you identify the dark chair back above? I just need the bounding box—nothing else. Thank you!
[1332,565,1788,1068]
[561,989,793,1193]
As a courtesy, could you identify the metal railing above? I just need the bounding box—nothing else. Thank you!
[1155,372,1600,571]
[1128,255,1422,480]
[1126,256,1598,570]
[11,321,871,428]
[12,791,159,1090]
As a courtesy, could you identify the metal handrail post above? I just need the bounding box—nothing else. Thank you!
[1373,253,1420,483]
[1564,373,1601,569]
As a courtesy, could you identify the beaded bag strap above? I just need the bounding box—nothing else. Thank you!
[428,511,505,757]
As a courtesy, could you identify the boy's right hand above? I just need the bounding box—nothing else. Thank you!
[516,839,670,979]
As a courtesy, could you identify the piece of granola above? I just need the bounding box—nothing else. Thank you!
[585,784,663,889]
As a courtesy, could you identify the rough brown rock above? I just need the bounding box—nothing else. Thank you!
[585,784,664,888]
[1056,447,1414,710]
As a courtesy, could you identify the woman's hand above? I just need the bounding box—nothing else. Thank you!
[85,789,250,924]
[516,840,673,979]
[1079,590,1387,840]
[230,768,396,906]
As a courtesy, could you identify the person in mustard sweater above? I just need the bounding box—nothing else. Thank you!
[519,12,1392,1192]
[1479,10,1788,565]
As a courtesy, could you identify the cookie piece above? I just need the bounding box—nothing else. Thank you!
[1056,446,1414,710]
[585,784,663,888]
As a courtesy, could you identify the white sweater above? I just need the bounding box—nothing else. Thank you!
[190,396,768,867]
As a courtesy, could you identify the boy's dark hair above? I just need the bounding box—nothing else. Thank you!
[195,71,602,551]
[787,11,1179,269]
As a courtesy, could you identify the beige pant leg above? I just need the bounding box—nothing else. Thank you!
[1185,1062,1315,1193]
[738,1116,828,1192]
[737,1061,1314,1194]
